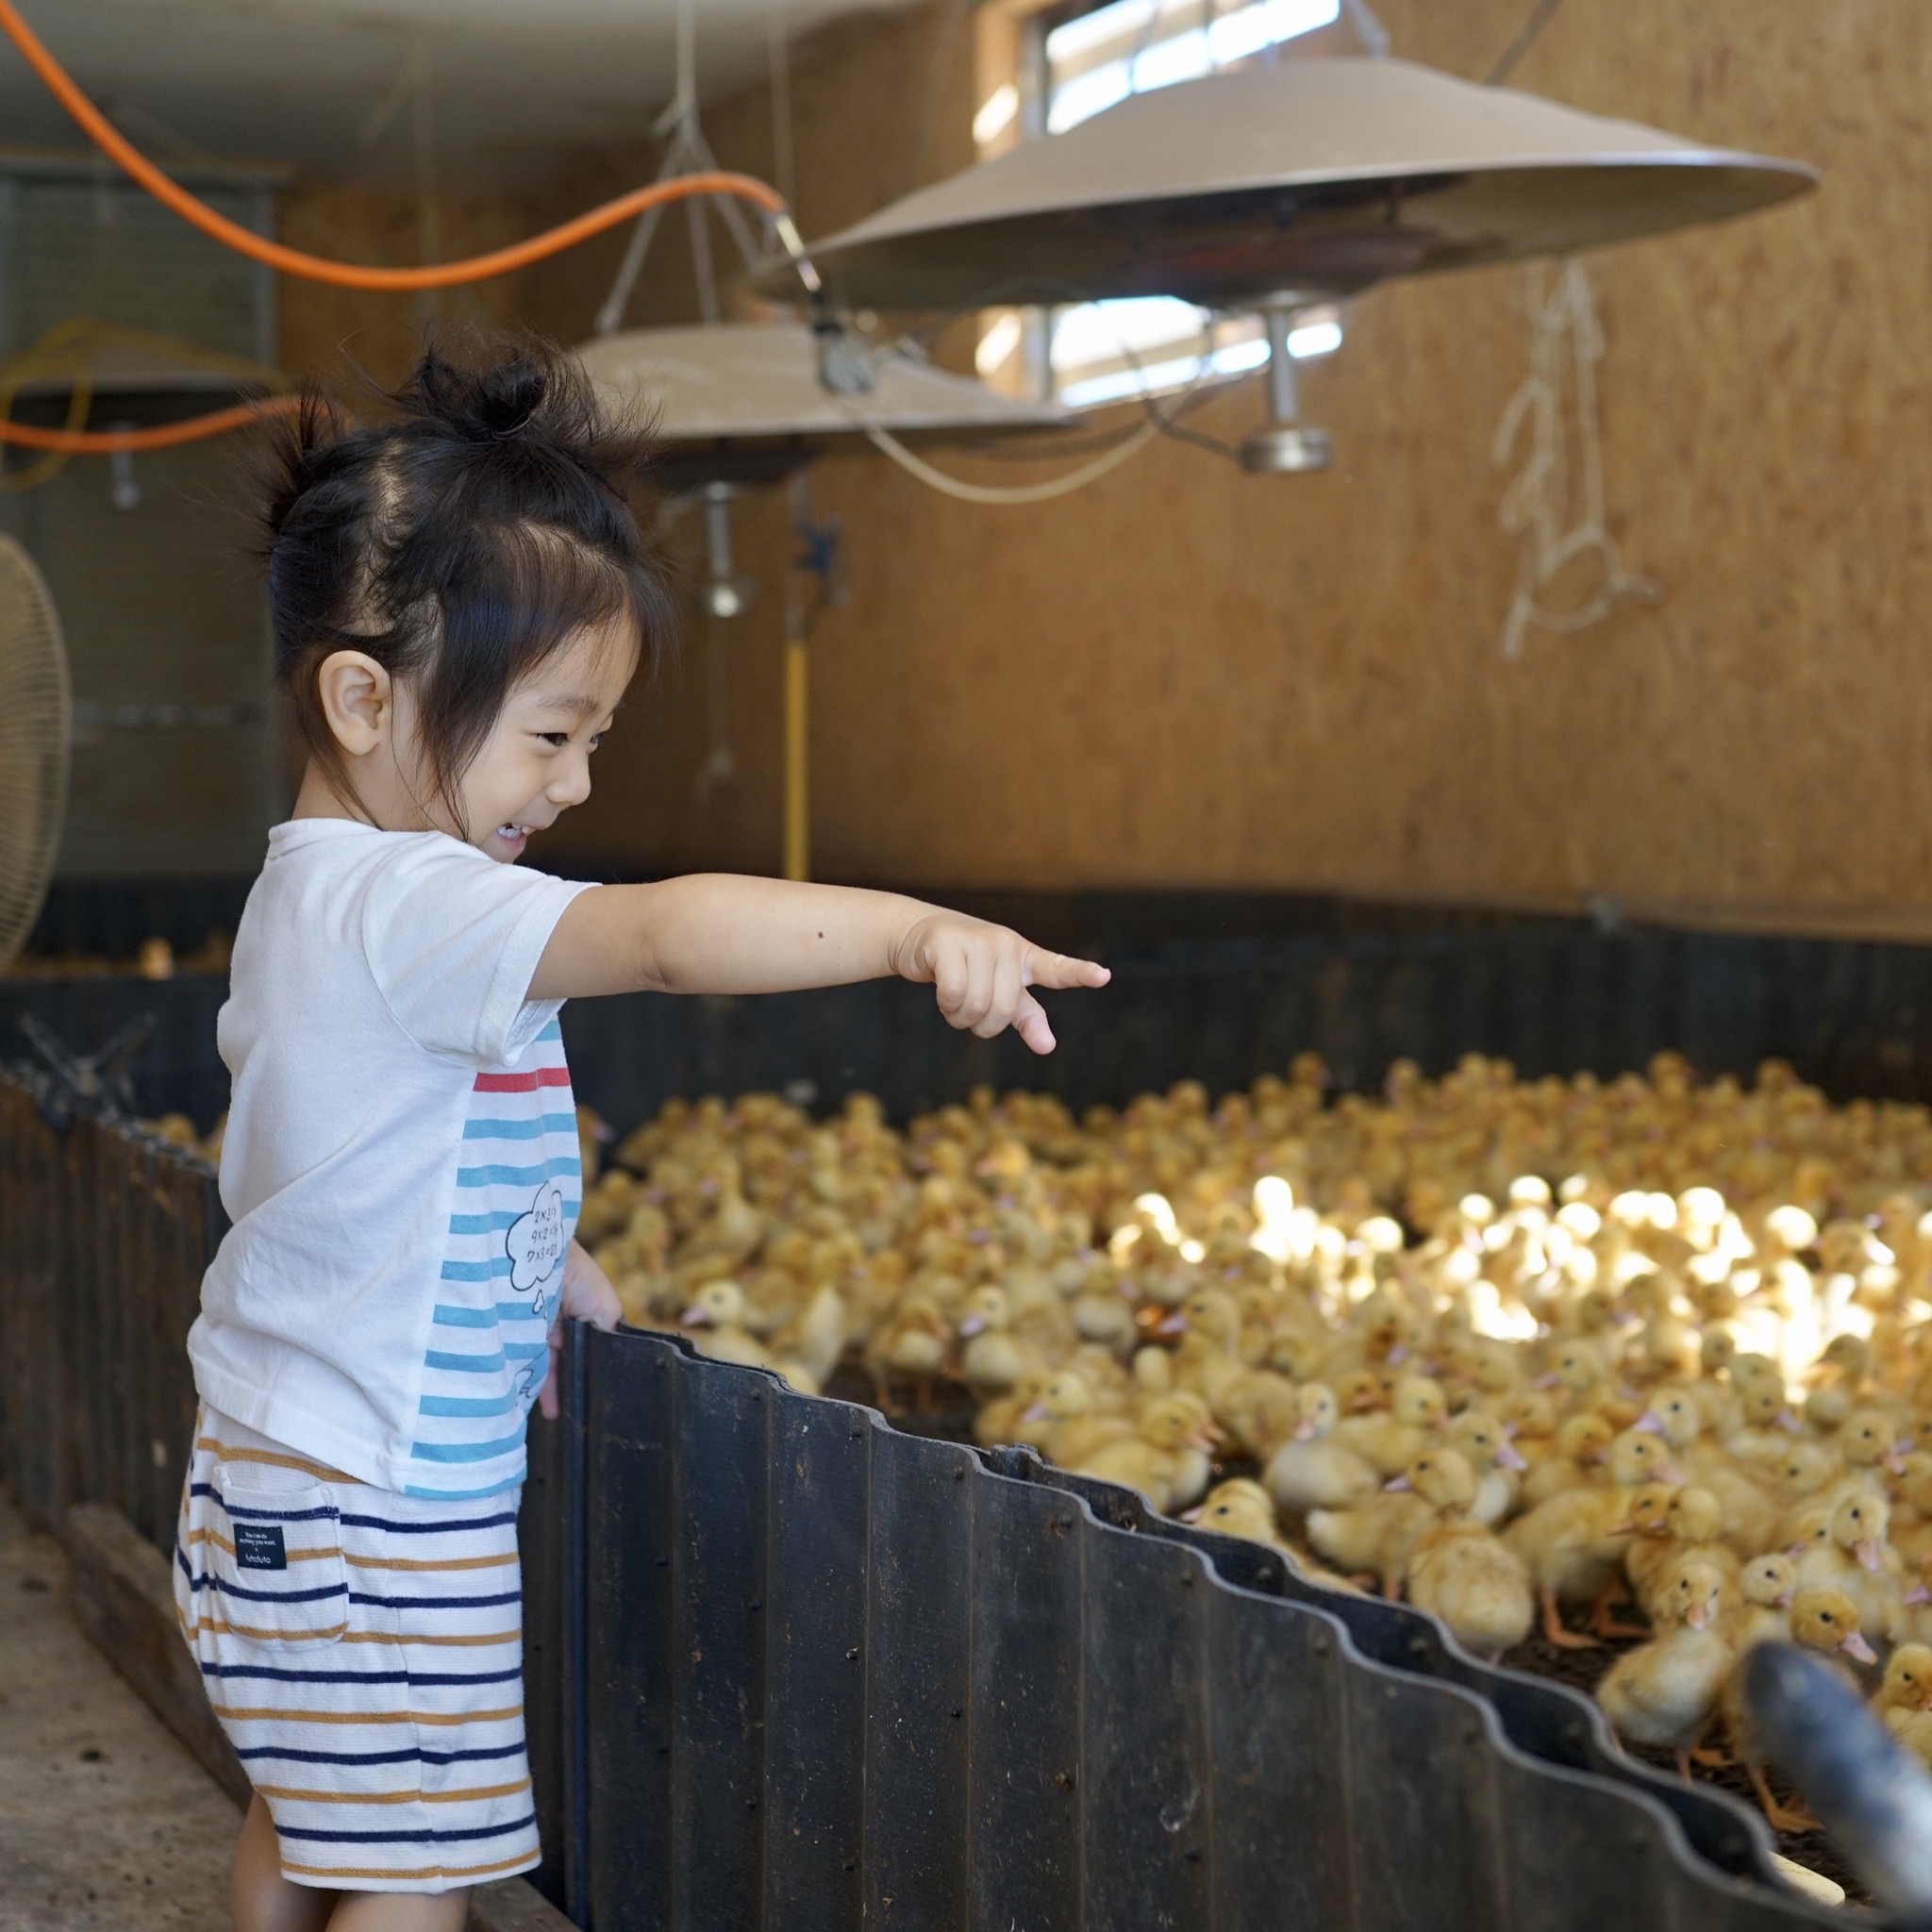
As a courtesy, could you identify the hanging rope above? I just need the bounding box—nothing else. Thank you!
[1491,258,1659,658]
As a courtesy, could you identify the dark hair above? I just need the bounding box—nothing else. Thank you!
[260,338,675,830]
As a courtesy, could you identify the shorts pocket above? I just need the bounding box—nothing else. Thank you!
[209,1474,349,1651]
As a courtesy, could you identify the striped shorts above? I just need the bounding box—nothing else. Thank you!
[173,1406,541,1893]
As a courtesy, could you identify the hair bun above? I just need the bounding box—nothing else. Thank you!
[412,346,547,442]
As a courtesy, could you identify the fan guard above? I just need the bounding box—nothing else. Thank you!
[0,535,69,970]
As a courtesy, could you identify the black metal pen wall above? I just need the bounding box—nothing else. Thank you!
[516,1324,1848,1932]
[11,922,1932,1134]
[0,1074,218,1544]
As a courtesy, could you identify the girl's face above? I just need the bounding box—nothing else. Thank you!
[435,625,638,862]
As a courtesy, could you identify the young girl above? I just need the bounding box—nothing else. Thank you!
[174,341,1108,1931]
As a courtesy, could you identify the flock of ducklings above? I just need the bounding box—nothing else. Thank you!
[571,1049,1932,1838]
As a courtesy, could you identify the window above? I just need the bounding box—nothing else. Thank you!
[973,0,1345,411]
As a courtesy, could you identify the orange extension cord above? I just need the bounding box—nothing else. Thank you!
[0,0,793,455]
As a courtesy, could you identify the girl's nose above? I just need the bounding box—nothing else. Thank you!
[549,754,592,808]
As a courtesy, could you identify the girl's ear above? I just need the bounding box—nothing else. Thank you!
[315,650,392,756]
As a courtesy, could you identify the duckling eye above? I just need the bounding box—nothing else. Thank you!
[1822,1611,1836,1624]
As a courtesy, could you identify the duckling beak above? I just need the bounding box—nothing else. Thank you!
[1857,1538,1884,1573]
[1777,1591,1795,1609]
[1188,1431,1220,1455]
[1292,1419,1318,1441]
[681,1306,711,1326]
[958,1316,986,1337]
[1845,1630,1879,1666]
[1687,1600,1712,1631]
[1788,1542,1812,1559]
[1634,1412,1667,1437]
[1178,1506,1203,1523]
[1533,1372,1559,1390]
[1495,1441,1528,1472]
[1905,1585,1931,1606]
[1776,1407,1802,1433]
[1157,1314,1187,1339]
[1386,1344,1409,1366]
[1384,1474,1412,1492]
[1021,1403,1049,1424]
[1883,1447,1907,1475]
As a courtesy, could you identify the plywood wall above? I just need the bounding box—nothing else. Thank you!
[308,3,1932,931]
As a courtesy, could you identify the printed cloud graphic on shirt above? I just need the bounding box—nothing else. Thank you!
[506,1183,566,1302]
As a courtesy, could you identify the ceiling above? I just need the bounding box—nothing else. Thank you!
[0,0,921,191]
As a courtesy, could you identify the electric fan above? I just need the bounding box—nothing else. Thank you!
[0,534,70,968]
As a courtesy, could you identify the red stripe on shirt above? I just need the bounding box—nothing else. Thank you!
[472,1067,572,1092]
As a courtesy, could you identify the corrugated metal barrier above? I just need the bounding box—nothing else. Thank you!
[0,1074,216,1545]
[516,1323,1843,1932]
[11,922,1932,1132]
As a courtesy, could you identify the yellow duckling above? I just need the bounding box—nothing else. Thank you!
[1877,1643,1932,1768]
[1724,1588,1874,1833]
[1184,1477,1284,1548]
[864,1294,951,1414]
[957,1286,1033,1397]
[1307,1447,1469,1601]
[1445,1409,1527,1528]
[680,1279,773,1371]
[974,1367,1052,1451]
[1521,1412,1614,1507]
[1073,1393,1220,1513]
[1025,1370,1133,1467]
[1330,1374,1448,1479]
[1263,1384,1380,1521]
[1632,1486,1740,1624]
[1792,1491,1904,1641]
[1724,1553,1797,1653]
[1636,1386,1778,1559]
[766,1282,846,1397]
[1407,1460,1535,1659]
[1504,1473,1641,1651]
[1595,1557,1733,1779]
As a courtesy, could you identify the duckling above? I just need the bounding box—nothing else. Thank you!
[956,1286,1033,1397]
[1445,1408,1526,1528]
[1505,1477,1641,1650]
[1307,1448,1468,1600]
[975,1367,1051,1449]
[1073,1393,1220,1513]
[680,1280,773,1370]
[1792,1491,1904,1641]
[1724,1553,1797,1653]
[1724,1588,1875,1832]
[1632,1487,1740,1624]
[1521,1412,1614,1507]
[1185,1478,1285,1548]
[1330,1374,1448,1478]
[1637,1385,1779,1558]
[1596,1557,1733,1778]
[1879,1643,1932,1768]
[1407,1465,1536,1658]
[1264,1384,1381,1522]
[1725,1381,1804,1470]
[1502,1391,1558,1467]
[864,1293,951,1413]
[1873,1641,1932,1733]
[1026,1370,1132,1467]
[767,1282,845,1395]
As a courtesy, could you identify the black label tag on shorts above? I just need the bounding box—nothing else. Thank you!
[233,1524,288,1572]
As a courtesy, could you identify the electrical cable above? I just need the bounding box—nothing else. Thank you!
[0,0,795,455]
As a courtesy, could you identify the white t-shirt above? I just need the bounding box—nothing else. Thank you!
[188,820,595,1497]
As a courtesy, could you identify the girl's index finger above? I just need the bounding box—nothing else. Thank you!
[1024,950,1111,991]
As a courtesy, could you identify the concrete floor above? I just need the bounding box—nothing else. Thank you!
[0,1495,238,1932]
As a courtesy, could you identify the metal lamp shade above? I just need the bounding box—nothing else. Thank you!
[573,323,1065,490]
[755,58,1817,313]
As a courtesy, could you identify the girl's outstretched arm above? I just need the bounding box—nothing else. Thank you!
[529,876,1108,1055]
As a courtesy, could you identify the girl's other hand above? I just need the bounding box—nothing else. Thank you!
[889,911,1109,1056]
[539,1240,622,1420]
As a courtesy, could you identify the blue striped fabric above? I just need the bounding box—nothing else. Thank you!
[408,1020,578,1498]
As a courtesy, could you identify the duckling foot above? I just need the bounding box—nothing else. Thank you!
[1540,1588,1601,1650]
[1749,1765,1819,1835]
[1689,1746,1732,1769]
[871,1378,905,1418]
[1587,1592,1651,1641]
